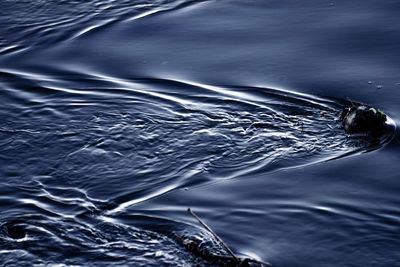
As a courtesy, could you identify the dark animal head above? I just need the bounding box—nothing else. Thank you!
[340,105,387,135]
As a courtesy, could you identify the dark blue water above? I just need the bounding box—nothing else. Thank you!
[1,1,399,266]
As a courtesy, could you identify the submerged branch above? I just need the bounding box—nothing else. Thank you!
[188,208,240,263]
[187,208,272,267]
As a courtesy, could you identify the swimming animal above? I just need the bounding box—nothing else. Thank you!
[339,105,387,135]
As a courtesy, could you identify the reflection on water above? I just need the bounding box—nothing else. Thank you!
[0,0,399,266]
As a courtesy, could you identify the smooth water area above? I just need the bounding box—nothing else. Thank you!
[0,1,399,266]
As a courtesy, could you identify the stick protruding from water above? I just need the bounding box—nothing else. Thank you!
[187,208,240,263]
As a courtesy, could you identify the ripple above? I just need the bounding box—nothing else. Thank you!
[0,212,226,266]
[0,68,395,265]
[0,0,210,54]
[0,69,394,211]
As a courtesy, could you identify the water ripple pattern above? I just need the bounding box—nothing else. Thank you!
[0,67,386,205]
[0,0,207,54]
[0,68,392,265]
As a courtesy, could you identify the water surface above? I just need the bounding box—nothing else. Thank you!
[0,0,399,266]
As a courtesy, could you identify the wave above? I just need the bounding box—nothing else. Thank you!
[0,0,209,55]
[0,68,395,265]
[0,68,394,213]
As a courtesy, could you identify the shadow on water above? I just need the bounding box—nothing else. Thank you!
[0,66,395,265]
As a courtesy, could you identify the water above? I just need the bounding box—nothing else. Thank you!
[0,0,399,266]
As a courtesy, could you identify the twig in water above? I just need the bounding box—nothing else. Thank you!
[188,208,240,263]
[187,208,272,266]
